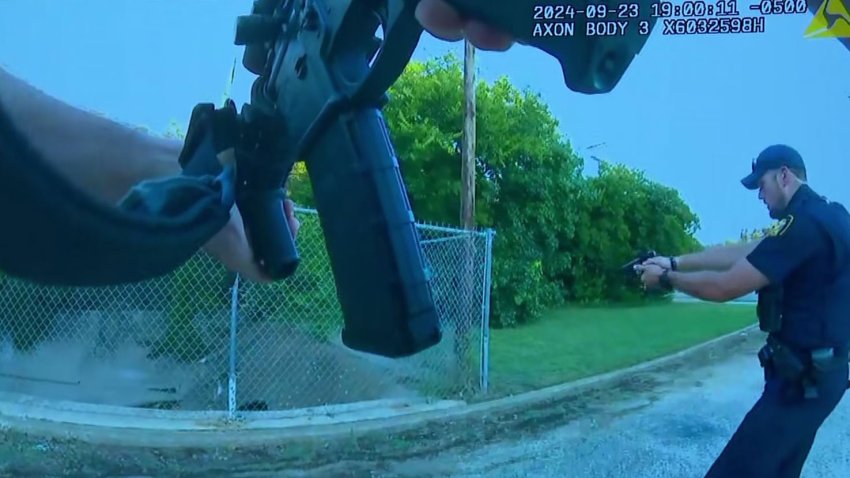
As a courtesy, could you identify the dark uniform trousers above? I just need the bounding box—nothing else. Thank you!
[703,354,848,478]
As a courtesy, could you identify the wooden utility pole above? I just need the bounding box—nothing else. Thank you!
[461,39,476,229]
[457,39,476,393]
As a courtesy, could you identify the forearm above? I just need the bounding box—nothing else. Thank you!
[675,240,762,272]
[0,66,181,203]
[667,270,729,302]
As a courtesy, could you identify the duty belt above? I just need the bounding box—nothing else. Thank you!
[757,335,850,399]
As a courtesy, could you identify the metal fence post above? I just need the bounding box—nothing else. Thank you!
[227,273,240,418]
[479,228,495,394]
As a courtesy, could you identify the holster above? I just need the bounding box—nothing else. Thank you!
[758,335,846,399]
[756,284,783,333]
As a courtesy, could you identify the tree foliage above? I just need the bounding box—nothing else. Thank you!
[289,53,703,327]
[735,221,783,243]
[558,162,702,304]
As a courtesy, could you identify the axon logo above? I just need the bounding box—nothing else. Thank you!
[805,0,850,38]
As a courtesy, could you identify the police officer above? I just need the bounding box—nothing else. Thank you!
[637,144,850,477]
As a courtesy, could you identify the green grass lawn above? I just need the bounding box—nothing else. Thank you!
[487,302,757,396]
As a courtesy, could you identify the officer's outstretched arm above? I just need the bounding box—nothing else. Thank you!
[673,239,763,272]
[0,66,181,204]
[664,214,820,302]
[663,259,770,302]
[0,66,291,283]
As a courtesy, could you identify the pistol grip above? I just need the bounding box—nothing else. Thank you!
[237,187,299,280]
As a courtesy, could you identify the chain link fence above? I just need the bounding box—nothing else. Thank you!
[0,208,494,415]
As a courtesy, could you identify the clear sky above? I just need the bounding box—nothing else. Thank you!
[1,1,847,246]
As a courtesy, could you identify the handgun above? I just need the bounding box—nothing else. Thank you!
[621,250,658,277]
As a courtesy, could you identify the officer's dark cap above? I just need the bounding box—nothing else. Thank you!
[741,144,807,190]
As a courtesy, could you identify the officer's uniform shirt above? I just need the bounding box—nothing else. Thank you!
[746,184,850,351]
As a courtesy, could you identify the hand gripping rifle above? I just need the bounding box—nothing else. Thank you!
[0,1,657,358]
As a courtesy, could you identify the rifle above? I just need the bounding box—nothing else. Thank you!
[0,0,657,359]
[197,0,659,358]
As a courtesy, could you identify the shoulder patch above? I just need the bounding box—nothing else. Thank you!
[774,215,794,236]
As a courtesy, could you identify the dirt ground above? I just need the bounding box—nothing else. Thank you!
[0,331,796,477]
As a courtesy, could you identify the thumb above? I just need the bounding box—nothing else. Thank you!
[283,198,300,239]
[283,197,295,216]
